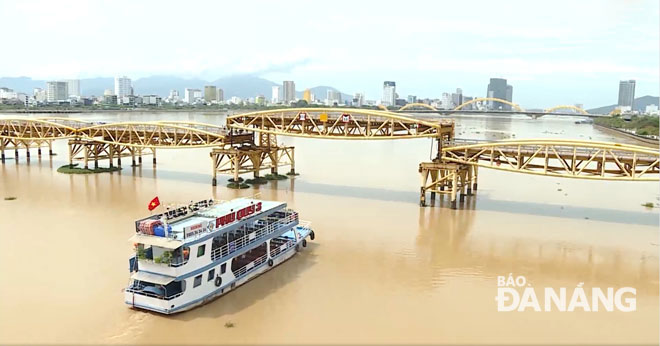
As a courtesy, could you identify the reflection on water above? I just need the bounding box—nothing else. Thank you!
[0,112,658,344]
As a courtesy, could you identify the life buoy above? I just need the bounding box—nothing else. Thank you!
[215,276,222,287]
[309,231,315,240]
[302,239,307,247]
[268,259,274,267]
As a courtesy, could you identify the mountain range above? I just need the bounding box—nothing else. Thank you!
[0,75,352,101]
[586,95,659,114]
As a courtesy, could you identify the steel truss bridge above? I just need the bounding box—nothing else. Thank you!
[1,109,658,209]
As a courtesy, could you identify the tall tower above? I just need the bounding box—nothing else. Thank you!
[486,78,512,110]
[382,81,396,106]
[617,80,636,110]
[204,86,217,103]
[271,86,281,103]
[114,76,132,101]
[283,81,296,103]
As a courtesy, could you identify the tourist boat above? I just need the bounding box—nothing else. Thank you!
[124,197,315,314]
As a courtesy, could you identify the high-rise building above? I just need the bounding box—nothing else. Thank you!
[184,88,202,104]
[353,93,365,107]
[283,81,295,103]
[382,81,396,106]
[168,89,180,102]
[64,79,81,97]
[271,86,281,103]
[33,88,47,103]
[326,90,342,106]
[486,78,512,110]
[114,76,132,102]
[216,88,224,102]
[303,89,311,103]
[407,95,417,104]
[441,92,453,110]
[46,81,68,102]
[204,86,217,103]
[462,96,474,110]
[617,80,636,109]
[451,88,463,108]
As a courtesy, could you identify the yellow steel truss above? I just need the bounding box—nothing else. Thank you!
[226,108,454,140]
[441,139,659,181]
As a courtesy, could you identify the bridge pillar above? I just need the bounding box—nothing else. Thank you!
[37,147,42,157]
[138,148,143,165]
[131,148,136,167]
[429,169,438,204]
[25,148,30,159]
[232,154,240,183]
[419,168,429,207]
[211,151,218,186]
[108,145,114,168]
[152,148,157,165]
[287,147,296,175]
[48,140,53,156]
[83,146,89,170]
[94,144,99,169]
[466,166,473,195]
[472,166,478,191]
[450,171,458,210]
[15,149,18,160]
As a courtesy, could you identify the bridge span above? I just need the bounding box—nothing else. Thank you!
[1,109,658,209]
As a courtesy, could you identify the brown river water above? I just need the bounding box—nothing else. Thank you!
[0,112,658,345]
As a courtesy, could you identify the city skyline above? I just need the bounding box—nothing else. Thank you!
[0,0,657,108]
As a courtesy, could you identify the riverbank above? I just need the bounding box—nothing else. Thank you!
[594,124,659,147]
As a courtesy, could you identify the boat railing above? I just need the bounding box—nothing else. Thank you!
[233,239,295,280]
[210,212,298,261]
[125,284,184,301]
[139,256,188,268]
[297,220,312,230]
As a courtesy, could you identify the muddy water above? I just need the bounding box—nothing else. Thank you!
[0,112,657,344]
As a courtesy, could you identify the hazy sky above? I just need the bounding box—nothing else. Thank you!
[0,0,657,108]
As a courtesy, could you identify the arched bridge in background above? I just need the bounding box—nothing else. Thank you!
[454,97,524,112]
[1,109,657,209]
[399,103,438,111]
[544,105,589,115]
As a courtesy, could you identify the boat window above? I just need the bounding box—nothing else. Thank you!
[208,269,215,281]
[220,263,226,274]
[193,274,202,288]
[197,244,206,257]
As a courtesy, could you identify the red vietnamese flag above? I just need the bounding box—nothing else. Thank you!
[148,197,160,211]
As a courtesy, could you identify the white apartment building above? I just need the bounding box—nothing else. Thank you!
[46,81,68,102]
[65,79,81,97]
[184,88,202,104]
[382,81,396,106]
[114,76,132,102]
[272,86,281,103]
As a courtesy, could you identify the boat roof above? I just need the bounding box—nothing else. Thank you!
[130,198,286,248]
